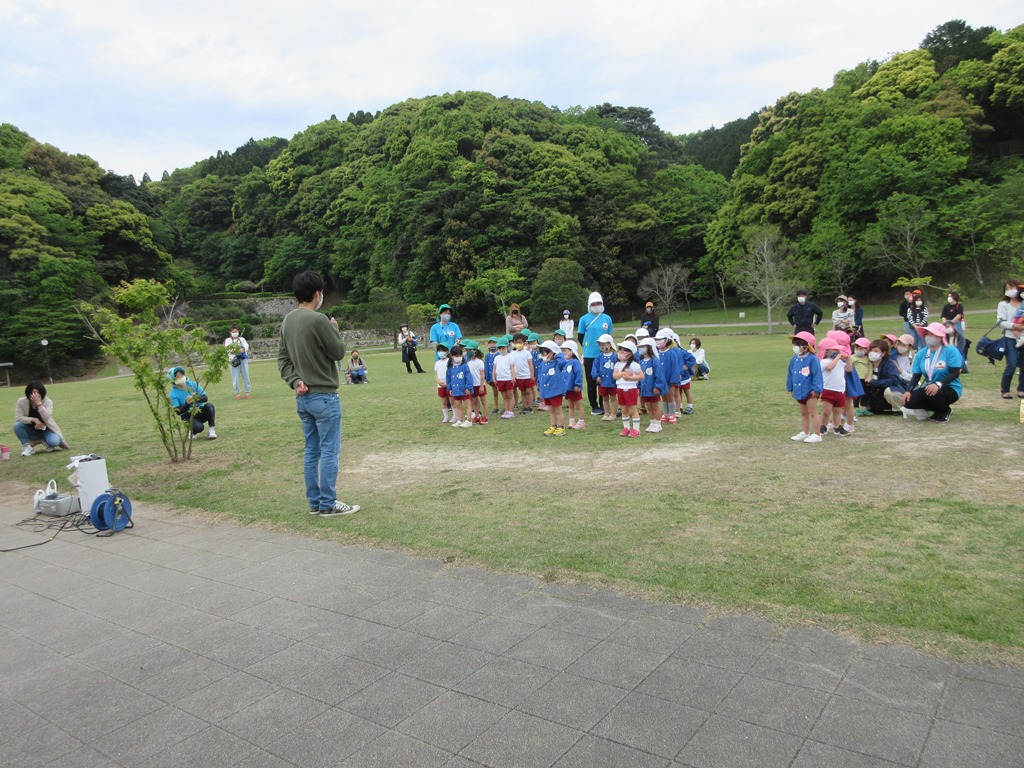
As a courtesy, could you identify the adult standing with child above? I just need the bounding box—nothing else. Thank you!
[996,280,1024,399]
[578,292,613,415]
[429,303,462,360]
[397,322,425,374]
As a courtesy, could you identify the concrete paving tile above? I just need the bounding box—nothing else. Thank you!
[299,583,383,616]
[267,707,385,767]
[400,604,486,641]
[261,548,331,573]
[606,616,695,655]
[30,671,165,741]
[399,641,495,687]
[954,662,1024,689]
[460,710,581,768]
[90,705,207,764]
[356,594,436,627]
[810,695,932,766]
[781,625,860,656]
[715,675,829,737]
[337,730,452,768]
[454,657,557,708]
[565,640,667,689]
[207,628,294,668]
[0,700,47,744]
[134,725,259,768]
[545,606,627,640]
[175,670,278,722]
[135,655,236,702]
[219,688,329,747]
[750,640,851,693]
[448,615,539,655]
[919,719,1024,768]
[591,690,706,759]
[244,642,340,686]
[302,614,390,654]
[552,734,669,768]
[677,714,802,768]
[171,618,258,654]
[397,690,509,753]
[673,629,770,673]
[441,582,532,614]
[4,562,98,599]
[938,676,1023,734]
[404,573,485,605]
[43,743,123,768]
[18,608,126,656]
[340,672,445,728]
[127,566,209,598]
[348,628,442,670]
[505,628,598,671]
[637,657,742,712]
[492,592,573,627]
[228,597,340,640]
[90,641,196,686]
[518,672,628,731]
[857,645,956,676]
[2,656,97,702]
[169,580,271,617]
[0,636,54,683]
[0,723,86,768]
[837,657,946,716]
[790,740,901,768]
[285,655,389,705]
[123,601,221,641]
[635,602,708,625]
[704,613,778,639]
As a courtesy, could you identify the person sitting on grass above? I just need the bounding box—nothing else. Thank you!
[168,367,217,439]
[14,381,70,456]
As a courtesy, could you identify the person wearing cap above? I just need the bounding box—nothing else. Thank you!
[818,337,852,436]
[536,340,567,436]
[397,321,425,374]
[559,340,585,429]
[641,301,660,336]
[787,290,823,335]
[892,333,916,383]
[654,328,682,424]
[832,296,854,333]
[463,340,488,424]
[433,343,454,423]
[901,322,963,423]
[510,332,536,414]
[168,366,217,440]
[492,337,517,418]
[444,344,474,428]
[786,331,823,443]
[345,350,368,384]
[825,330,862,432]
[505,303,529,336]
[996,280,1024,399]
[484,337,501,414]
[559,309,575,340]
[429,303,462,360]
[851,337,874,416]
[906,291,929,349]
[592,334,618,420]
[612,340,645,437]
[526,332,544,410]
[578,292,614,414]
[637,337,667,432]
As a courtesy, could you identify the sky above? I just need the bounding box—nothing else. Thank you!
[1,1,1020,179]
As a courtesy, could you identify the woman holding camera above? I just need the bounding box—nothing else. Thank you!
[224,324,251,399]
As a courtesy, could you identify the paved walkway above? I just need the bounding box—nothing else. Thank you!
[1,498,1020,768]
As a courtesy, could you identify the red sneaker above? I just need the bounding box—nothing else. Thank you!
[472,417,481,424]
[619,428,630,437]
[478,416,488,425]
[668,415,678,424]
[628,429,640,438]
[660,414,668,423]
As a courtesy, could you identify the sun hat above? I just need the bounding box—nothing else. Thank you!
[559,340,578,355]
[635,328,650,338]
[826,330,852,354]
[883,333,899,344]
[897,333,916,347]
[854,337,871,349]
[552,328,566,337]
[527,332,542,342]
[496,337,509,347]
[539,340,561,354]
[487,336,500,343]
[790,331,816,348]
[462,339,479,349]
[597,333,615,346]
[167,366,186,380]
[654,328,674,340]
[817,337,839,352]
[836,295,848,302]
[915,322,948,340]
[617,340,638,355]
[637,337,657,349]
[624,332,639,343]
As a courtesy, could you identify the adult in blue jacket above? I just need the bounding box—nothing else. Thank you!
[168,367,217,438]
[901,322,963,423]
[863,338,905,413]
[577,291,613,414]
[429,303,462,360]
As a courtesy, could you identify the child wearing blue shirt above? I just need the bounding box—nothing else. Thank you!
[484,337,500,415]
[592,334,617,421]
[637,338,667,432]
[655,329,682,424]
[536,341,567,436]
[559,340,585,429]
[445,345,474,428]
[678,344,697,415]
[786,332,823,443]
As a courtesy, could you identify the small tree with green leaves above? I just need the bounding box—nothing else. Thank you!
[80,279,227,462]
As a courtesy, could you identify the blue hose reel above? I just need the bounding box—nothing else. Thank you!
[89,489,132,535]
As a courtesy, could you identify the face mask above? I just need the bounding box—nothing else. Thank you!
[514,342,524,350]
[438,352,448,359]
[924,336,941,348]
[646,307,652,314]
[827,351,839,359]
[617,350,630,361]
[915,300,923,307]
[1006,290,1019,299]
[498,348,508,355]
[440,313,451,322]
[452,356,463,363]
[947,297,954,304]
[868,351,882,362]
[689,344,696,352]
[848,300,855,306]
[854,349,866,357]
[656,340,666,350]
[231,332,239,338]
[792,345,803,355]
[896,345,909,355]
[488,346,496,353]
[797,297,806,305]
[314,292,324,311]
[174,377,186,388]
[590,304,603,314]
[837,303,845,309]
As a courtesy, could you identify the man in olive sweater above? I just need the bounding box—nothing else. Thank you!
[278,271,360,517]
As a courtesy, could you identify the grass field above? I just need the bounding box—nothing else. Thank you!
[3,328,1022,665]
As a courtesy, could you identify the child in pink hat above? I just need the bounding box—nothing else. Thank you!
[818,338,852,436]
[786,332,823,443]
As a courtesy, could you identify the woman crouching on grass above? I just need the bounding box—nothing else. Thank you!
[900,322,963,423]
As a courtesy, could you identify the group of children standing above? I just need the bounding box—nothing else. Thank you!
[434,326,710,438]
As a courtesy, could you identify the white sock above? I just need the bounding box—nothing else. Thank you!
[622,417,630,429]
[632,417,640,431]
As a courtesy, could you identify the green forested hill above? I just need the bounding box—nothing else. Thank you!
[1,19,1022,370]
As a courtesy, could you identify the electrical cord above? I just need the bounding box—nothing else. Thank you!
[1,508,131,553]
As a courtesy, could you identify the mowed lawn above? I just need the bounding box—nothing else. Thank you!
[4,328,1022,664]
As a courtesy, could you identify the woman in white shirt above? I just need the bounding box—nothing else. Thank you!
[224,325,251,399]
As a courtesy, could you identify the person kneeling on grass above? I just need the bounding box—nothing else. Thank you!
[168,367,217,439]
[14,381,70,456]
[900,322,963,423]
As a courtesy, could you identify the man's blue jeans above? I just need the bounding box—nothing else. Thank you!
[296,393,341,511]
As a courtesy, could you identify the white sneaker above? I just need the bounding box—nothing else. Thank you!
[645,422,662,433]
[803,434,823,443]
[20,444,34,457]
[791,432,809,441]
[460,420,473,428]
[208,427,217,439]
[442,413,449,423]
[451,420,462,427]
[319,501,359,517]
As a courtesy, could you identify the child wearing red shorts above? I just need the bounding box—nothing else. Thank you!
[433,343,453,423]
[536,341,567,436]
[612,340,645,437]
[559,340,585,429]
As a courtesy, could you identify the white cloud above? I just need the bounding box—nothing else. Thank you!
[1,0,1020,175]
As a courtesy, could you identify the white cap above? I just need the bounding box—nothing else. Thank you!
[637,337,656,348]
[588,291,603,306]
[597,333,615,346]
[617,340,637,354]
[559,340,578,354]
[539,340,561,354]
[654,328,673,340]
[635,328,650,338]
[624,333,638,342]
